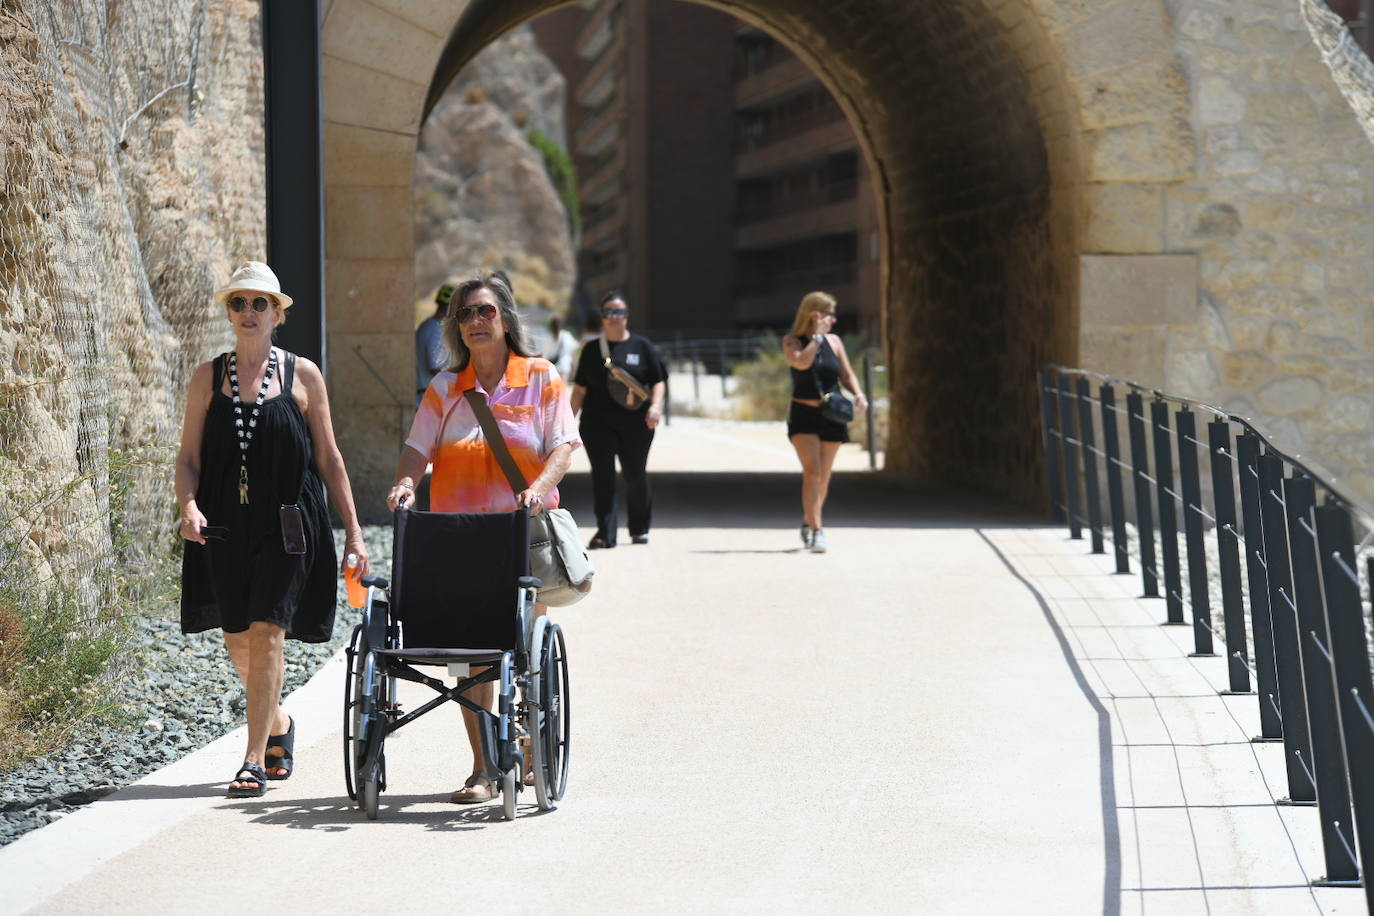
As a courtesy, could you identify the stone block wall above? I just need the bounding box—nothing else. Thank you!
[1066,0,1374,501]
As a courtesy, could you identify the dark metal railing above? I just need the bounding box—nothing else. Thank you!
[1040,365,1374,907]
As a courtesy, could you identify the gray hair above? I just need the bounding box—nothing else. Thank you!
[441,269,534,371]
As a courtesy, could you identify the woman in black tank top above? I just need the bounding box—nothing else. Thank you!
[175,262,370,799]
[781,291,868,554]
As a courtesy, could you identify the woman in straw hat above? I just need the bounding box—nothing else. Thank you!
[176,261,370,798]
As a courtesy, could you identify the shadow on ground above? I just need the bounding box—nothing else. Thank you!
[558,470,1039,531]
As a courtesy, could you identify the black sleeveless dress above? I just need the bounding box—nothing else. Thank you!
[180,351,337,642]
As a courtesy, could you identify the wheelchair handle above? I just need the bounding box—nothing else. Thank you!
[361,575,390,590]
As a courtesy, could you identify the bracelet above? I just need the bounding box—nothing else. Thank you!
[396,481,413,490]
[812,334,824,344]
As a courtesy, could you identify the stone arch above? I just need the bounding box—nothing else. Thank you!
[320,0,1196,513]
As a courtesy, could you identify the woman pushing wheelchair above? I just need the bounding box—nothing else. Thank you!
[386,269,580,803]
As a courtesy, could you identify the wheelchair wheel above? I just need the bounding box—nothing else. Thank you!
[501,766,517,821]
[342,624,363,800]
[357,652,390,818]
[526,618,554,811]
[540,623,570,801]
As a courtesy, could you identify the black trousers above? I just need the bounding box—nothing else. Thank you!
[580,416,655,545]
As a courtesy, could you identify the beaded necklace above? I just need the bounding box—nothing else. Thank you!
[228,349,278,504]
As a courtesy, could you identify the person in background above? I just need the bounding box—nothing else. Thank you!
[177,261,369,798]
[579,308,602,347]
[546,315,580,380]
[781,291,867,554]
[569,292,667,548]
[416,282,455,406]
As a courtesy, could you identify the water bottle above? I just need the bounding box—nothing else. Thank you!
[345,553,366,608]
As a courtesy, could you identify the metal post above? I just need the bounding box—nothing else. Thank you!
[718,340,728,399]
[1099,384,1129,573]
[1238,433,1282,739]
[1126,391,1158,597]
[1076,377,1104,554]
[1175,409,1213,655]
[1039,370,1065,524]
[691,342,700,401]
[1283,476,1356,880]
[1259,454,1315,804]
[1058,375,1082,540]
[863,352,876,470]
[1315,503,1374,902]
[1209,420,1249,694]
[262,0,325,370]
[1150,399,1184,625]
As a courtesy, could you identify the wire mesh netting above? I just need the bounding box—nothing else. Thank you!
[0,0,265,629]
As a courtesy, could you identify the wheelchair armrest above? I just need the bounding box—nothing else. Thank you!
[361,575,389,590]
[518,575,542,590]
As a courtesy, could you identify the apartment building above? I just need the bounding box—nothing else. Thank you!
[533,3,878,341]
[533,0,735,334]
[732,25,880,341]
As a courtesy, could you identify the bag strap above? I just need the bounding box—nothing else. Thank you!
[599,335,650,399]
[463,388,529,496]
[809,335,834,399]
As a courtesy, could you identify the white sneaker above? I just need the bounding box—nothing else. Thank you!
[800,523,813,548]
[810,529,827,553]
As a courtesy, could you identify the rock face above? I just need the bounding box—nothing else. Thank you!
[0,1,264,608]
[413,25,574,317]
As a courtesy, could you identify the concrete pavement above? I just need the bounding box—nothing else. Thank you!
[0,418,1355,914]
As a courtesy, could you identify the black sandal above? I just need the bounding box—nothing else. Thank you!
[227,762,268,798]
[265,716,295,780]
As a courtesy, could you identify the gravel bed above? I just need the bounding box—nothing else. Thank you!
[0,524,392,847]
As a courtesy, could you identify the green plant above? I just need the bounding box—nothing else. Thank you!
[0,386,178,769]
[731,338,791,422]
[526,129,581,235]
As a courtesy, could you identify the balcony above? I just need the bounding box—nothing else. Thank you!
[734,261,857,298]
[734,281,860,327]
[735,179,857,226]
[735,196,859,251]
[581,200,623,251]
[575,1,617,60]
[734,117,856,179]
[580,149,624,205]
[574,96,624,158]
[735,55,815,109]
[575,51,618,109]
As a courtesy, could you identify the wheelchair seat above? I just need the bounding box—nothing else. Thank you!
[390,508,530,654]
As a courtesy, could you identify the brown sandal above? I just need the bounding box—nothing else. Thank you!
[449,772,493,804]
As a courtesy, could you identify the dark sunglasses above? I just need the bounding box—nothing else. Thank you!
[456,302,499,324]
[602,308,628,318]
[229,295,272,313]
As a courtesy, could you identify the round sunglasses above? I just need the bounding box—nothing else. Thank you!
[456,302,499,324]
[229,294,272,313]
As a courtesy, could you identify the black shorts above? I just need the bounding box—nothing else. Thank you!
[787,401,849,443]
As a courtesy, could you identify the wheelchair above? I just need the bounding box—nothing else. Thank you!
[342,507,570,821]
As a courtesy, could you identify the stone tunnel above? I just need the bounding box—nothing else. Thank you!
[322,0,1374,515]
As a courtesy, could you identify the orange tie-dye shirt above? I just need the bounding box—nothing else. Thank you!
[406,356,581,514]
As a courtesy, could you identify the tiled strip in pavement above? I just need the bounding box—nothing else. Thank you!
[983,526,1357,915]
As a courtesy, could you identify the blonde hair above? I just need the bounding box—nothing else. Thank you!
[790,291,837,339]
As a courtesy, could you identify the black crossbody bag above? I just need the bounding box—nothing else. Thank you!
[810,337,854,425]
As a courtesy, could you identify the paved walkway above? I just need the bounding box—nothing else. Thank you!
[0,419,1357,914]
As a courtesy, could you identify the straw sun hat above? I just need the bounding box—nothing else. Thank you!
[213,261,294,309]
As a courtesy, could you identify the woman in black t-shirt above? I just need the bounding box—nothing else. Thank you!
[570,292,667,548]
[782,291,867,554]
